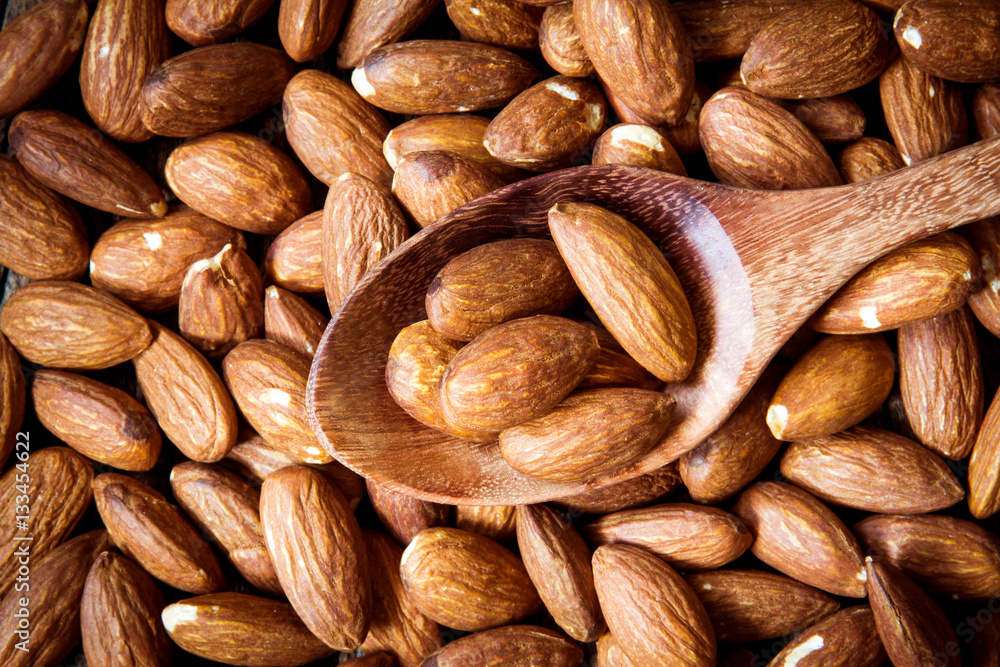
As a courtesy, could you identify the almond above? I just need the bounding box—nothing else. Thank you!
[161,592,336,665]
[591,123,687,175]
[0,0,89,118]
[893,0,1000,83]
[400,526,542,631]
[81,551,172,667]
[31,369,162,471]
[426,238,579,342]
[352,39,540,114]
[731,481,867,597]
[973,83,1000,140]
[0,332,24,466]
[264,210,325,296]
[960,216,1000,337]
[446,0,543,50]
[264,286,329,358]
[595,631,638,667]
[810,231,980,333]
[662,80,712,156]
[837,136,907,183]
[336,0,439,69]
[279,0,347,62]
[673,0,805,62]
[9,109,167,218]
[553,462,681,514]
[133,321,239,462]
[0,280,152,370]
[517,504,605,642]
[548,201,697,382]
[766,333,895,441]
[455,504,517,543]
[583,503,752,571]
[261,465,372,650]
[971,384,1000,516]
[539,2,594,77]
[80,0,170,142]
[178,242,265,358]
[367,479,452,546]
[0,153,89,281]
[766,605,887,667]
[699,86,842,189]
[140,42,296,137]
[740,0,890,99]
[165,0,276,45]
[576,323,660,391]
[323,172,409,312]
[420,625,584,666]
[0,447,92,598]
[781,94,866,143]
[93,472,226,594]
[593,543,716,666]
[575,0,694,126]
[392,150,507,226]
[283,69,393,188]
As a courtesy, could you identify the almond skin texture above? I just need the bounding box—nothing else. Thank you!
[32,369,162,471]
[265,211,325,295]
[766,605,887,667]
[284,69,393,188]
[90,207,245,313]
[968,384,1000,519]
[170,462,283,596]
[0,281,152,370]
[591,123,687,175]
[577,323,661,391]
[673,0,806,63]
[553,462,682,514]
[584,503,752,571]
[399,527,542,631]
[223,339,332,464]
[439,315,600,436]
[166,0,276,45]
[323,172,409,312]
[336,0,439,69]
[483,76,607,171]
[575,0,694,126]
[0,0,89,118]
[516,504,605,642]
[780,425,965,514]
[140,42,296,137]
[540,2,593,77]
[500,388,676,484]
[81,551,172,667]
[93,473,226,594]
[961,216,1000,337]
[261,465,372,651]
[161,593,336,666]
[278,0,347,62]
[366,479,452,546]
[810,231,980,333]
[699,86,842,189]
[178,242,265,359]
[0,447,92,598]
[0,333,25,467]
[894,0,1000,83]
[0,154,88,281]
[731,482,867,597]
[741,0,890,99]
[781,94,866,144]
[866,558,961,667]
[880,55,968,165]
[81,0,170,142]
[352,39,540,114]
[9,110,167,219]
[165,132,313,236]
[446,0,543,50]
[837,136,907,183]
[392,150,507,227]
[685,569,840,643]
[898,306,983,460]
[974,83,1000,140]
[426,238,579,342]
[0,531,113,667]
[265,286,329,358]
[766,333,895,441]
[455,505,518,544]
[593,543,716,666]
[420,625,584,666]
[549,202,697,382]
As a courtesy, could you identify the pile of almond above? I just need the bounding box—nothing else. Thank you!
[1,0,1000,665]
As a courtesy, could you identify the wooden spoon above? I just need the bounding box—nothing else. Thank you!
[308,138,1000,505]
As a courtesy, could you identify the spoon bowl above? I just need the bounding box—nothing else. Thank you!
[308,138,1000,505]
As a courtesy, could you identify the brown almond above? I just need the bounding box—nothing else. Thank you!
[446,0,543,50]
[0,0,89,118]
[352,39,540,114]
[32,369,162,471]
[596,631,638,667]
[426,238,579,342]
[165,0,275,45]
[539,2,594,77]
[810,231,980,333]
[133,321,238,463]
[400,526,542,631]
[553,462,681,514]
[140,42,296,137]
[974,83,1000,140]
[731,482,867,597]
[455,504,517,543]
[576,323,660,391]
[178,242,265,358]
[0,280,152,370]
[323,172,408,312]
[170,461,283,596]
[960,216,1000,337]
[500,388,676,484]
[661,80,712,156]
[673,0,805,62]
[81,0,170,142]
[81,551,172,667]
[265,286,329,358]
[0,447,92,598]
[584,503,752,571]
[591,123,687,175]
[894,0,1000,83]
[284,69,393,188]
[837,136,907,183]
[336,0,439,69]
[9,109,167,218]
[264,210,325,296]
[421,625,583,666]
[517,504,605,642]
[968,380,1000,518]
[279,0,347,62]
[392,150,507,226]
[593,543,716,666]
[260,465,371,650]
[367,479,452,546]
[766,605,887,667]
[781,94,866,143]
[0,332,25,467]
[549,201,697,382]
[0,154,89,281]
